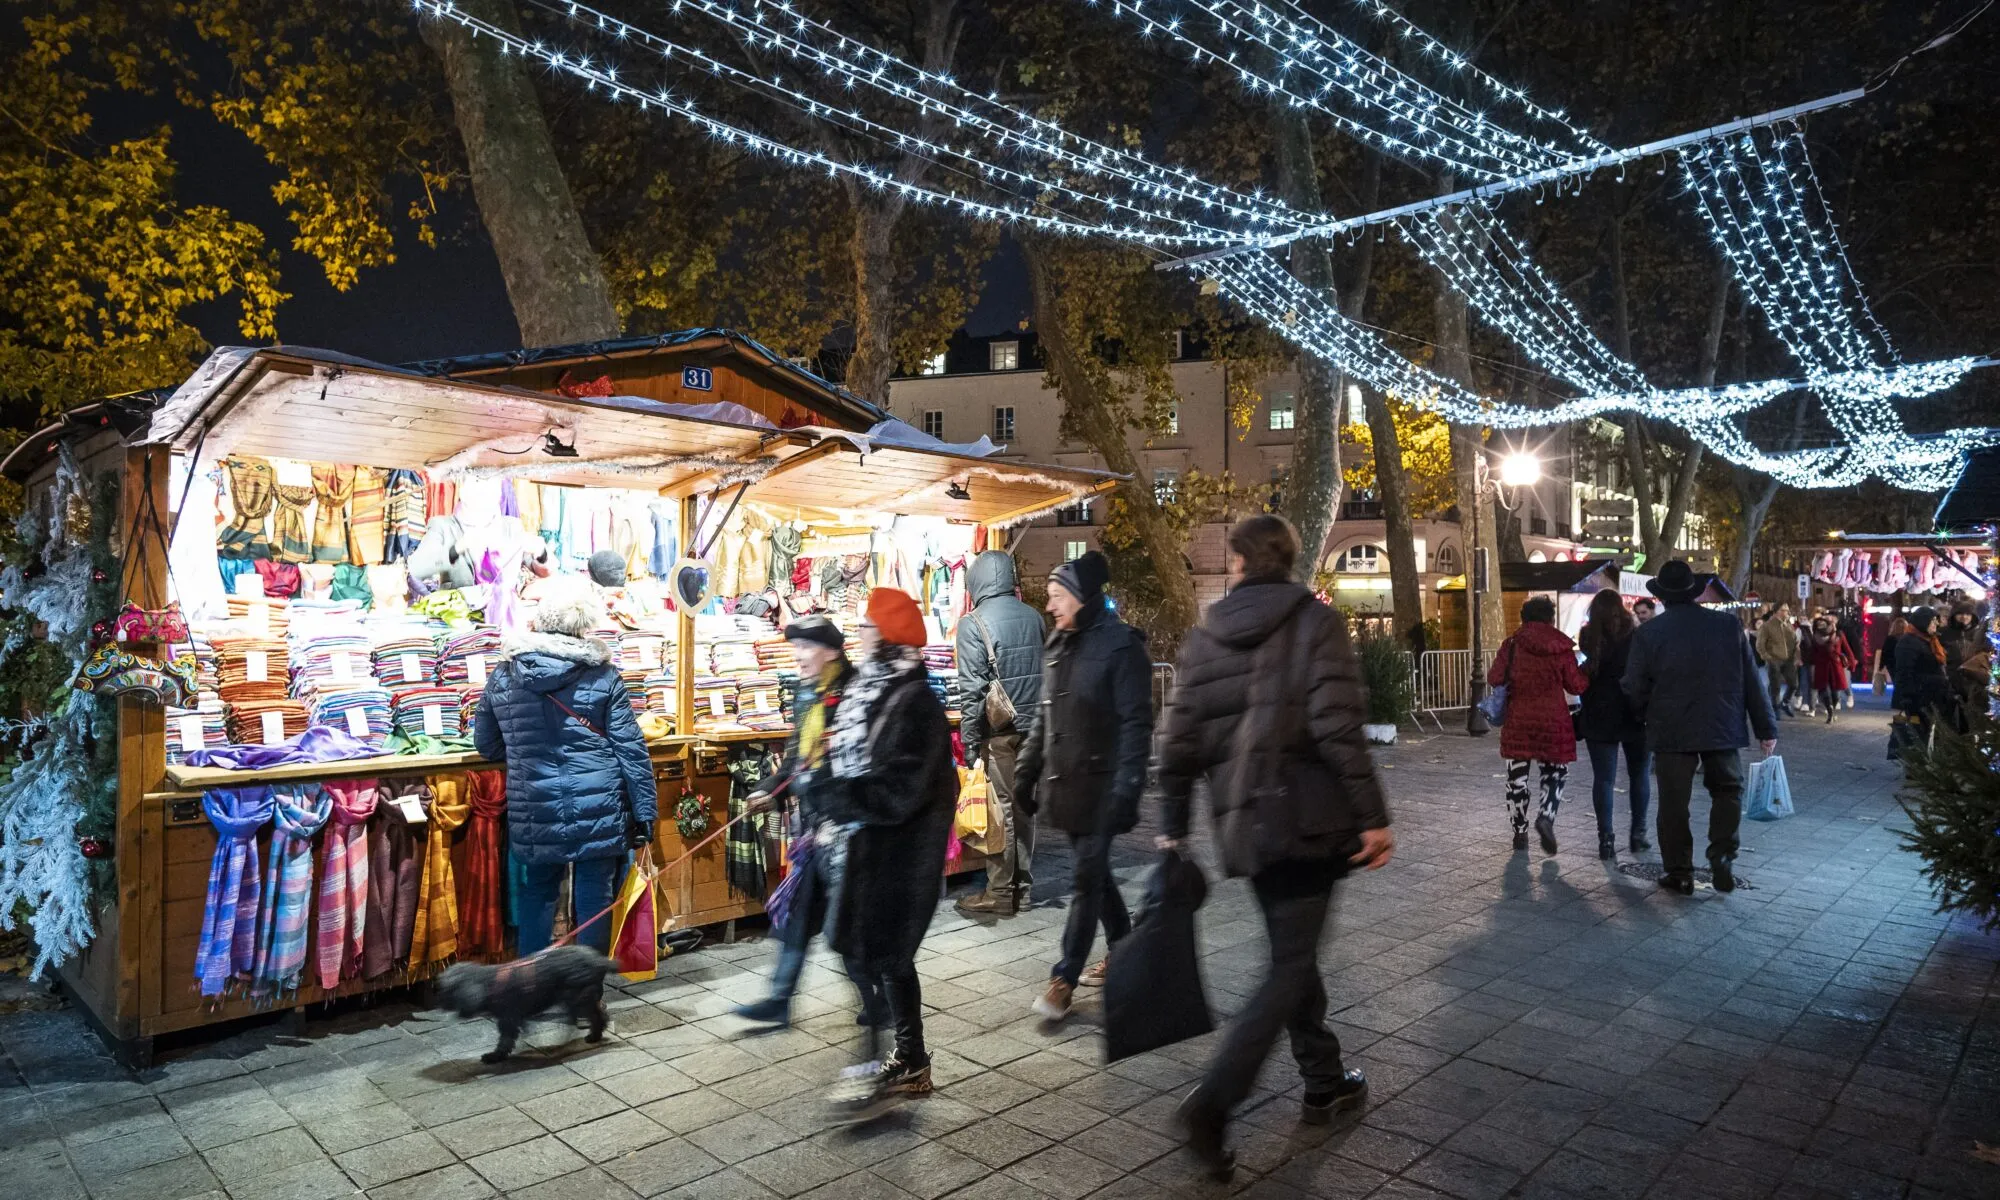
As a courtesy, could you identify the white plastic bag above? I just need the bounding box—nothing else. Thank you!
[1745,755,1793,821]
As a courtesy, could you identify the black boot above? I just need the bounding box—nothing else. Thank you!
[1175,1088,1236,1181]
[1629,829,1652,852]
[1302,1070,1368,1125]
[1535,814,1558,854]
[1658,871,1695,896]
[1598,837,1617,860]
[1710,857,1737,893]
[1512,831,1528,851]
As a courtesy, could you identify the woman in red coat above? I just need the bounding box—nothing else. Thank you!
[1488,596,1590,854]
[1801,614,1857,724]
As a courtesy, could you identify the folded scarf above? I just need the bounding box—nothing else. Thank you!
[316,779,378,990]
[331,563,373,606]
[382,469,429,563]
[350,466,387,565]
[218,458,276,559]
[312,465,357,563]
[363,783,425,978]
[270,484,317,563]
[254,559,301,599]
[458,769,508,959]
[251,786,332,994]
[196,786,276,997]
[409,775,470,965]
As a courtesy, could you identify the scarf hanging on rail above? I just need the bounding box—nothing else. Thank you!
[458,769,508,959]
[218,458,276,559]
[381,469,428,562]
[311,465,357,563]
[725,746,779,900]
[350,467,387,565]
[271,484,316,563]
[316,779,377,991]
[408,775,469,965]
[363,782,424,978]
[250,786,331,994]
[195,786,275,997]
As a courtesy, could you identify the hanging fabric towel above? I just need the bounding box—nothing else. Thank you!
[409,775,470,965]
[458,769,508,960]
[218,458,277,559]
[271,484,317,563]
[316,779,377,991]
[350,467,387,564]
[195,786,276,997]
[363,783,425,978]
[251,786,332,994]
[311,465,357,562]
[381,469,429,562]
[648,502,675,579]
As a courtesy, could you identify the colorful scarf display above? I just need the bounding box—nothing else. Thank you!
[218,458,276,559]
[251,786,332,994]
[311,464,356,563]
[363,783,424,978]
[271,484,317,563]
[316,779,378,991]
[350,467,387,565]
[458,770,508,959]
[196,786,276,997]
[382,469,428,562]
[409,775,469,965]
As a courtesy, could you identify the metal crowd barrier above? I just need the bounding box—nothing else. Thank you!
[1413,649,1495,731]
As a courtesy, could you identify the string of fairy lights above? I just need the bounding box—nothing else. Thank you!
[405,0,1992,492]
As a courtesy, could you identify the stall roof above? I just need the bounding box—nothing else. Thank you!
[1936,445,2000,532]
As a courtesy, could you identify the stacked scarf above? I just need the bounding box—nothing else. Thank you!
[271,484,317,563]
[363,782,425,978]
[316,779,377,991]
[218,458,276,559]
[196,786,276,997]
[408,775,470,965]
[382,469,428,562]
[350,467,387,564]
[458,769,508,959]
[251,786,332,994]
[311,465,356,563]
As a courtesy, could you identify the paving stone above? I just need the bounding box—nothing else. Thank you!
[503,1165,639,1200]
[684,1110,800,1164]
[734,1139,855,1197]
[304,1101,421,1155]
[597,1064,702,1107]
[82,1153,222,1200]
[337,1131,458,1189]
[221,1158,358,1200]
[601,1137,727,1196]
[867,1142,988,1199]
[636,1089,746,1135]
[431,1106,546,1158]
[199,1125,329,1187]
[1062,1116,1177,1173]
[938,1116,1053,1169]
[516,1083,626,1132]
[559,1110,671,1162]
[364,1163,497,1200]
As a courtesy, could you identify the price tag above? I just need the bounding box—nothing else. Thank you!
[260,710,285,745]
[345,707,369,738]
[247,600,270,636]
[245,651,269,684]
[177,715,204,752]
[400,652,422,683]
[422,705,443,737]
[330,651,353,682]
[636,641,659,669]
[233,572,265,598]
[708,693,726,718]
[467,654,488,687]
[394,794,428,824]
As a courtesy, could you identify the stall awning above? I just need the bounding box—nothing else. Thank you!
[703,440,1120,527]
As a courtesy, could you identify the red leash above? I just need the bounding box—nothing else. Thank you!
[542,802,769,952]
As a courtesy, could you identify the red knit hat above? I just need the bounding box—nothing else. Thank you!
[865,587,927,647]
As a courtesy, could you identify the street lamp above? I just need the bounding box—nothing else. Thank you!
[1466,448,1542,735]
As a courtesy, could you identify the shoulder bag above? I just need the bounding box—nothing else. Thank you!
[966,611,1017,733]
[1477,639,1515,727]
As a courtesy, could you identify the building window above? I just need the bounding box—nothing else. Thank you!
[992,406,1016,443]
[1268,393,1295,431]
[1434,543,1461,575]
[1336,544,1383,573]
[921,409,944,439]
[1064,540,1089,561]
[920,351,946,376]
[990,341,1020,371]
[1153,468,1180,504]
[1165,404,1179,435]
[1056,501,1094,526]
[1529,515,1548,536]
[1169,330,1185,360]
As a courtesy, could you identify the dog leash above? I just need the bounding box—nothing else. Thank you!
[541,798,774,953]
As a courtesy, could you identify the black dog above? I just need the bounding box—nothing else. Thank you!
[435,946,616,1063]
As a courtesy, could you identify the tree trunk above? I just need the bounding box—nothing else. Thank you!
[1651,269,1731,561]
[1431,211,1502,652]
[1271,109,1342,582]
[420,0,620,346]
[1021,237,1196,644]
[841,190,907,406]
[1730,470,1781,595]
[1607,204,1659,563]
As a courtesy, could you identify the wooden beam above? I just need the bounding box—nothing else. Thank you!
[677,494,698,738]
[975,478,1122,530]
[656,434,834,501]
[118,445,171,1030]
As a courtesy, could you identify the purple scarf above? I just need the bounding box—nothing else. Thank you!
[196,786,275,997]
[251,787,332,995]
[184,725,378,770]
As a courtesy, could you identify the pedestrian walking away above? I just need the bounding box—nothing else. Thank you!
[1622,560,1778,895]
[472,577,658,958]
[1016,549,1153,1022]
[1577,588,1650,859]
[1876,616,1908,699]
[1802,614,1858,724]
[1488,596,1589,855]
[815,588,958,1123]
[1837,606,1867,709]
[953,550,1045,917]
[1892,606,1950,754]
[1940,600,1987,725]
[1756,602,1802,717]
[1156,515,1394,1180]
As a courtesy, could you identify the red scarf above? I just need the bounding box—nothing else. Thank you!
[458,770,509,960]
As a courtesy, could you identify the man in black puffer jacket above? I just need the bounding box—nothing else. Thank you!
[1156,516,1394,1180]
[955,551,1046,916]
[1017,550,1153,1023]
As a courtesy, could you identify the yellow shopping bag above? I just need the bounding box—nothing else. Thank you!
[607,860,659,982]
[955,764,1007,857]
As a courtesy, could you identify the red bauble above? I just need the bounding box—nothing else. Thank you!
[91,568,108,583]
[79,837,111,859]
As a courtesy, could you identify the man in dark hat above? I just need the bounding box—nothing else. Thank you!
[1623,560,1779,894]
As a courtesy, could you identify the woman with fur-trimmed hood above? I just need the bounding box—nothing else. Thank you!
[473,576,658,956]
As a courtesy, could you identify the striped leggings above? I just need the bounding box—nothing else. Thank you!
[1505,759,1567,833]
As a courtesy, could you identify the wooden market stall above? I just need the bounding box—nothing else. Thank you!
[8,340,1118,1064]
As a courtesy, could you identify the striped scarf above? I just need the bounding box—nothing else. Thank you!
[382,469,429,562]
[271,484,316,563]
[350,466,387,565]
[727,748,776,901]
[458,769,508,959]
[316,779,377,990]
[311,465,356,563]
[251,787,331,994]
[409,775,470,965]
[364,783,425,978]
[196,786,275,997]
[218,458,276,559]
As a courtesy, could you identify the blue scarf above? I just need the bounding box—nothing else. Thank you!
[251,787,332,995]
[196,786,275,997]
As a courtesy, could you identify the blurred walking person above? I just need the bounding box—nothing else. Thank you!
[1577,589,1650,860]
[1488,596,1589,854]
[1756,603,1802,718]
[1893,607,1951,753]
[953,551,1045,916]
[1802,614,1857,724]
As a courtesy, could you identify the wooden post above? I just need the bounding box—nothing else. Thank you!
[118,446,171,1032]
[677,494,697,735]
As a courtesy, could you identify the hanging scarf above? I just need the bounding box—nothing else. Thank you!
[350,467,387,565]
[458,769,508,960]
[311,465,357,562]
[726,748,776,900]
[769,525,802,593]
[271,484,317,563]
[409,775,470,965]
[218,458,277,559]
[382,469,429,562]
[363,783,425,978]
[316,779,377,991]
[828,645,923,780]
[195,786,275,997]
[251,786,332,994]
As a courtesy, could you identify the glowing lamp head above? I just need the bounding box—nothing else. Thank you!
[1497,452,1542,488]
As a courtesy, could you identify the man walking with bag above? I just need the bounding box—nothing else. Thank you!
[1623,560,1777,895]
[1155,516,1394,1179]
[954,551,1045,917]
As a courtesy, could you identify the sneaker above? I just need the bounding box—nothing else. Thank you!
[1845,693,1855,709]
[879,1054,933,1097]
[825,1062,900,1126]
[955,890,1017,917]
[1033,978,1074,1021]
[1301,1069,1368,1125]
[1078,959,1109,988]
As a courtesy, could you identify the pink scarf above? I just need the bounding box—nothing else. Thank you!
[315,778,378,990]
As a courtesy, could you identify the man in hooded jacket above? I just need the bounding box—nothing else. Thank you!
[954,551,1046,916]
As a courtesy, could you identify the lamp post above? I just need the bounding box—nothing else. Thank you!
[1466,450,1543,735]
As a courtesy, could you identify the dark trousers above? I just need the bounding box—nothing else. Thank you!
[1054,831,1129,986]
[1653,749,1746,874]
[769,858,883,1022]
[1585,736,1651,843]
[516,855,622,956]
[1202,860,1346,1111]
[983,732,1034,900]
[858,961,925,1066]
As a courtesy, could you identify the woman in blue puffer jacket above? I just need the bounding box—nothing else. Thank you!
[474,577,659,955]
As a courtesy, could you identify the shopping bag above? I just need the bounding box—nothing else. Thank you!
[607,862,659,981]
[1104,851,1213,1062]
[956,765,1007,857]
[1745,755,1793,822]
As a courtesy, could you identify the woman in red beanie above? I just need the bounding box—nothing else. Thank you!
[815,588,958,1123]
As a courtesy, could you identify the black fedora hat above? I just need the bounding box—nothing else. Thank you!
[1646,559,1711,603]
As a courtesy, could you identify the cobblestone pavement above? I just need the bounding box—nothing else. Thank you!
[5,692,1998,1200]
